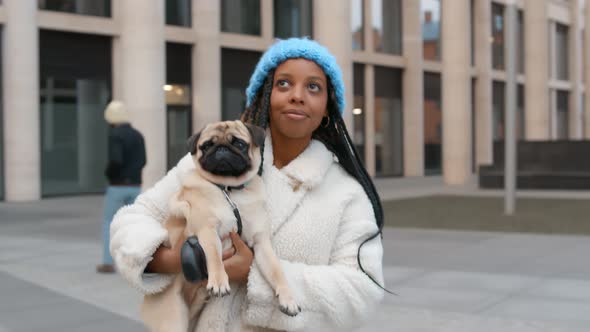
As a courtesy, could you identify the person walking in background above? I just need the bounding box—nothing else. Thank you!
[96,100,146,274]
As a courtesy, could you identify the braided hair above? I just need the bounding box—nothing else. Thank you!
[241,70,391,294]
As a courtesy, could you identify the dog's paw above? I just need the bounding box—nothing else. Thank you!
[276,288,301,317]
[206,274,230,297]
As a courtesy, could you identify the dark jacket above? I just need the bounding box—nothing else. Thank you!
[105,123,146,185]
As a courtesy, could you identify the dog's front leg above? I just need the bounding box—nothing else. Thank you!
[253,235,301,316]
[196,226,230,297]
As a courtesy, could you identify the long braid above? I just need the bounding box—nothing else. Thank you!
[242,73,392,294]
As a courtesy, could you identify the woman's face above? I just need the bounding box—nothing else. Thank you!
[269,58,328,141]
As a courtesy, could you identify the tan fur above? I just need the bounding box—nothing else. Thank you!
[140,121,299,332]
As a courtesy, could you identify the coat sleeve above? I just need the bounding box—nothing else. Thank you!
[243,189,385,331]
[109,154,193,294]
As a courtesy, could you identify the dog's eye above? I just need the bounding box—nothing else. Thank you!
[232,138,248,151]
[200,141,214,151]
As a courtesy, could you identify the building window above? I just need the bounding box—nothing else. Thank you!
[492,81,505,140]
[556,90,569,139]
[166,0,191,27]
[352,0,364,50]
[221,0,261,36]
[555,23,569,80]
[491,3,505,70]
[373,0,402,55]
[274,0,313,39]
[517,10,524,74]
[517,84,525,139]
[422,0,441,61]
[353,63,365,162]
[222,49,261,121]
[374,66,403,177]
[0,34,3,200]
[166,43,192,170]
[39,31,111,197]
[38,0,110,17]
[424,72,442,174]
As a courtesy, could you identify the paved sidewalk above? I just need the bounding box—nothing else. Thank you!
[1,195,590,331]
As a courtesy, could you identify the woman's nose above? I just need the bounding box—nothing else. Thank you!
[289,86,305,105]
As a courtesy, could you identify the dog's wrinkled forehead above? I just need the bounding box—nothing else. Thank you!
[199,121,251,145]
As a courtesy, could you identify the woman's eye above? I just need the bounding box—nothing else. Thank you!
[277,80,290,88]
[308,83,321,92]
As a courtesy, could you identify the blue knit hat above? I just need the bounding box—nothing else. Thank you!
[245,38,346,115]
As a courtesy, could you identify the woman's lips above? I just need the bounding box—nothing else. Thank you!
[283,110,308,121]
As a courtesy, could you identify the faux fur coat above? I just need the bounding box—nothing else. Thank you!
[110,135,385,331]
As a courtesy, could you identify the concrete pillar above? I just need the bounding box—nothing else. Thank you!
[441,0,471,185]
[584,0,590,138]
[402,0,424,176]
[314,0,354,130]
[474,0,493,167]
[525,0,550,140]
[569,0,583,139]
[2,0,40,201]
[193,0,221,130]
[117,0,166,189]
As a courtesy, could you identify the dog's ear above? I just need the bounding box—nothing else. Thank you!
[245,123,265,147]
[187,131,201,155]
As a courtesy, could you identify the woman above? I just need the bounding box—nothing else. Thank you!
[110,38,385,331]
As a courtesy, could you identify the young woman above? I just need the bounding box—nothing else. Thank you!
[110,38,385,331]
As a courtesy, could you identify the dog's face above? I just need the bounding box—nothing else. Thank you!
[186,120,265,187]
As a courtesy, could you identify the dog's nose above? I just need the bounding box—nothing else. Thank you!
[215,146,230,157]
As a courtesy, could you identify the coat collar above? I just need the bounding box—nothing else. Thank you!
[262,133,334,191]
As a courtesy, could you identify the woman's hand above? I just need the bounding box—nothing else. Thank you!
[145,236,185,274]
[222,232,254,284]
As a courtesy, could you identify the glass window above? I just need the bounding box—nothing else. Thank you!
[0,34,3,200]
[221,0,261,35]
[353,63,365,161]
[166,0,191,27]
[352,0,364,50]
[373,0,402,54]
[492,81,505,140]
[274,0,313,39]
[40,78,110,196]
[422,0,441,61]
[374,66,403,177]
[470,0,475,66]
[39,30,111,196]
[38,0,110,17]
[424,73,442,174]
[517,10,524,74]
[491,3,505,70]
[556,90,569,139]
[166,43,192,169]
[555,23,569,80]
[222,49,262,121]
[517,84,525,139]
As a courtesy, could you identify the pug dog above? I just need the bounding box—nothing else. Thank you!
[141,120,300,332]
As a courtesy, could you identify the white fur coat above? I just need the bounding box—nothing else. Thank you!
[110,135,385,331]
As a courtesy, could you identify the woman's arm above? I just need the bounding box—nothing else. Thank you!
[243,190,385,331]
[109,154,194,294]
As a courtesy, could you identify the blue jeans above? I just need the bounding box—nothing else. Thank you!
[102,185,141,265]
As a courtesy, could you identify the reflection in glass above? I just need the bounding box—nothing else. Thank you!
[274,0,313,39]
[166,0,191,27]
[40,78,110,196]
[492,81,505,140]
[38,0,110,17]
[491,3,505,70]
[422,0,441,61]
[373,0,402,54]
[353,64,365,162]
[374,66,403,177]
[555,23,569,80]
[222,49,262,121]
[352,0,364,50]
[424,73,442,174]
[222,0,261,35]
[556,90,569,139]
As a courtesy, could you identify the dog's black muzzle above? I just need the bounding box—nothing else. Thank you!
[201,146,249,176]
